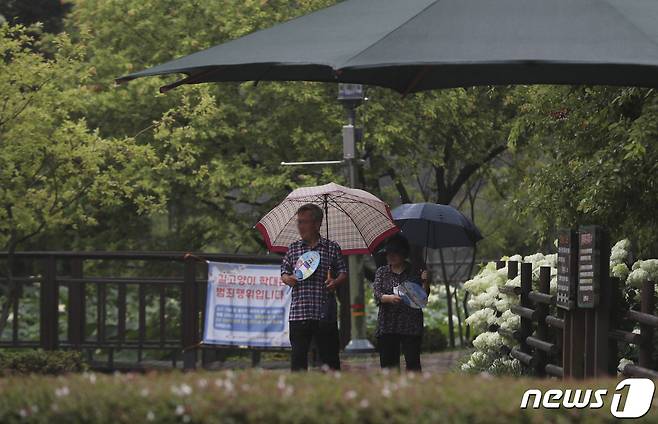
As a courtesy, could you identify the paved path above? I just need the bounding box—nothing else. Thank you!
[97,349,473,373]
[340,349,471,373]
[202,348,472,373]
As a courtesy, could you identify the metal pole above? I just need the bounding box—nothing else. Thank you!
[343,103,374,353]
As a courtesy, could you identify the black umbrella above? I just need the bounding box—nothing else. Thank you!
[391,203,483,249]
[117,0,658,93]
[374,202,482,271]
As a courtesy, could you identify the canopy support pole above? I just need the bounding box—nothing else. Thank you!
[401,66,430,98]
[159,68,220,93]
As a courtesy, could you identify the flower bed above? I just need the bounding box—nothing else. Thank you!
[461,238,658,376]
[0,369,648,423]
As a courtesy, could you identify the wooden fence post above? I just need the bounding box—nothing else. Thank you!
[557,228,578,379]
[534,266,551,376]
[591,230,616,377]
[40,256,58,350]
[639,281,655,370]
[607,277,622,375]
[562,227,586,379]
[553,307,564,377]
[508,260,519,280]
[199,263,215,370]
[68,258,85,348]
[182,258,199,370]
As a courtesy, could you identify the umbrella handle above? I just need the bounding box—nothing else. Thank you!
[323,194,329,239]
[325,266,336,293]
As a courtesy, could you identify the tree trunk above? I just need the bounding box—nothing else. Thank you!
[453,288,464,347]
[463,292,471,343]
[439,248,455,348]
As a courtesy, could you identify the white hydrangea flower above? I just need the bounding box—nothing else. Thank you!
[506,275,521,288]
[464,265,508,295]
[471,350,488,362]
[494,295,514,312]
[467,297,480,311]
[465,308,496,334]
[523,253,545,264]
[611,263,630,280]
[469,285,499,310]
[610,239,631,268]
[544,254,558,268]
[488,357,522,376]
[494,269,509,285]
[618,358,634,373]
[461,350,494,373]
[627,268,650,288]
[463,274,490,295]
[442,314,459,325]
[472,332,506,353]
[614,239,631,251]
[531,265,542,282]
[427,292,441,304]
[469,292,487,310]
[498,309,520,331]
[640,259,658,281]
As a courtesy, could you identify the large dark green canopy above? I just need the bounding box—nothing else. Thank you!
[116,0,658,93]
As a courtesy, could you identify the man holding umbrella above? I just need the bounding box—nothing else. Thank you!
[256,183,399,369]
[280,203,348,371]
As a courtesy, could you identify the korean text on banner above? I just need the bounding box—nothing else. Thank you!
[203,262,291,347]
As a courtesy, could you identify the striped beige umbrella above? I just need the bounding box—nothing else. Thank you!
[255,182,399,255]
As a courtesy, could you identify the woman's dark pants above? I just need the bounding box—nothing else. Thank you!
[377,333,422,371]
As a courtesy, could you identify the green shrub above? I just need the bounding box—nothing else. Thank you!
[0,370,646,423]
[0,350,88,375]
[420,327,448,352]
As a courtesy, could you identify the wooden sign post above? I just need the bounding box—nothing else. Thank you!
[576,225,611,378]
[557,229,577,310]
[578,226,602,308]
[557,229,586,379]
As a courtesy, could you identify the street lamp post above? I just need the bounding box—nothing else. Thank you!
[338,84,374,353]
[281,83,375,353]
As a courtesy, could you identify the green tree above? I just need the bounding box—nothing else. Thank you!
[66,1,530,349]
[510,86,658,257]
[0,24,165,335]
[65,0,344,253]
[361,86,519,204]
[358,86,524,347]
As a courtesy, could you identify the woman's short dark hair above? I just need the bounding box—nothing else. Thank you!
[384,233,410,258]
[297,203,323,224]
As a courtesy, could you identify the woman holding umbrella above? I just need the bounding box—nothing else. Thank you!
[372,233,430,371]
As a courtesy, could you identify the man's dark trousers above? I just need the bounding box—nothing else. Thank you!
[289,319,340,371]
